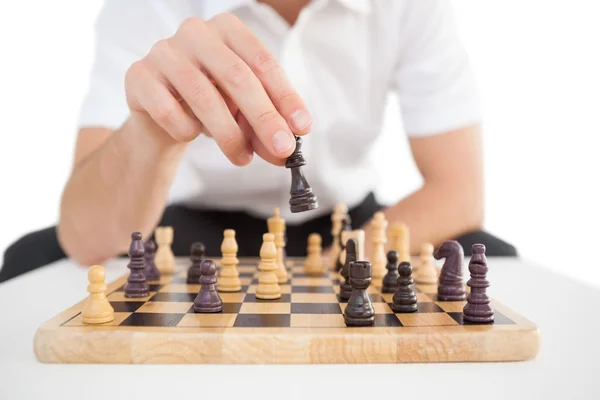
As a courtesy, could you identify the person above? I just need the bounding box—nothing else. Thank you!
[0,0,516,284]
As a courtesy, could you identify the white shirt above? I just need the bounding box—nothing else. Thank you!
[78,0,481,224]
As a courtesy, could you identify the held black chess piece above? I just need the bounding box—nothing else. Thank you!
[193,260,223,313]
[187,242,205,284]
[463,244,494,323]
[382,250,400,293]
[124,232,150,298]
[340,238,357,301]
[285,136,318,213]
[391,261,417,313]
[434,240,467,301]
[344,261,375,326]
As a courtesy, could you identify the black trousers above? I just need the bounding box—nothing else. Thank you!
[0,193,517,284]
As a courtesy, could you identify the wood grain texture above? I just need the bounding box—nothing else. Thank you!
[34,258,540,364]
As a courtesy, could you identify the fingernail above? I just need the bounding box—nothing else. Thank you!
[290,110,311,131]
[272,130,295,155]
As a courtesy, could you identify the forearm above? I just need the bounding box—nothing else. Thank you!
[57,115,187,265]
[364,181,484,255]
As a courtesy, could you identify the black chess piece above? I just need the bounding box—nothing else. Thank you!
[463,244,494,323]
[340,238,357,301]
[187,242,205,284]
[434,240,466,301]
[143,238,161,281]
[193,260,223,313]
[382,250,400,293]
[285,136,318,213]
[335,215,353,272]
[344,261,375,326]
[391,261,417,313]
[124,232,150,298]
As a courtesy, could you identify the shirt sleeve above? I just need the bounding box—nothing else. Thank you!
[77,0,185,130]
[391,0,482,137]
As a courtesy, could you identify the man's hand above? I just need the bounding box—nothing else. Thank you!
[125,13,312,166]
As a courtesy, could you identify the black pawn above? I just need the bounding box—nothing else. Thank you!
[382,251,400,293]
[193,260,223,313]
[463,244,494,323]
[143,238,160,281]
[335,215,353,272]
[285,136,318,213]
[344,261,375,326]
[187,242,205,284]
[391,262,417,313]
[124,232,150,298]
[340,238,357,301]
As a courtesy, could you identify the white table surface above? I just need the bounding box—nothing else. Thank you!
[1,257,599,400]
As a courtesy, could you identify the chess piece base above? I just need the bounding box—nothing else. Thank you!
[124,285,150,298]
[82,313,114,324]
[217,281,242,292]
[381,285,397,293]
[344,315,375,326]
[193,304,223,313]
[392,303,417,313]
[255,291,282,300]
[340,284,352,300]
[463,304,495,323]
[290,202,318,213]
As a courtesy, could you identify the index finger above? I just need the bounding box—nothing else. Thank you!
[209,14,312,136]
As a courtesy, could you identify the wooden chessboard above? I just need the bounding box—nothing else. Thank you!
[34,257,540,364]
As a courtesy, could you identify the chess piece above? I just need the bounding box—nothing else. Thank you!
[391,261,417,313]
[463,244,494,323]
[124,232,150,298]
[434,240,466,301]
[340,237,357,301]
[370,212,388,278]
[143,238,161,281]
[381,250,400,293]
[154,226,175,274]
[389,222,411,264]
[344,261,375,326]
[328,204,348,269]
[413,243,438,284]
[186,242,205,284]
[304,233,324,276]
[82,265,114,324]
[335,215,353,272]
[285,136,318,213]
[267,208,288,284]
[217,229,242,292]
[255,233,282,300]
[193,260,223,313]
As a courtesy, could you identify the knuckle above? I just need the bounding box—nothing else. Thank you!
[223,62,253,88]
[189,82,216,110]
[125,60,146,82]
[177,17,206,37]
[150,39,171,56]
[210,12,242,27]
[278,90,301,105]
[256,109,280,125]
[218,129,245,154]
[251,50,279,75]
[152,104,178,127]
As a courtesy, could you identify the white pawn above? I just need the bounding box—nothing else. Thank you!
[82,265,114,324]
[304,233,324,276]
[256,233,282,300]
[155,226,175,274]
[217,229,242,292]
[267,208,288,284]
[370,212,388,278]
[413,243,438,284]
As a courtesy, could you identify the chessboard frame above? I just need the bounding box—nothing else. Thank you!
[34,257,540,364]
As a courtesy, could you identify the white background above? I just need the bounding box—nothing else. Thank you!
[0,1,599,286]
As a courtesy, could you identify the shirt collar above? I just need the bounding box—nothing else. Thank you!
[201,0,371,20]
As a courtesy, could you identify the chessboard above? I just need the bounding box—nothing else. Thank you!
[34,256,540,364]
